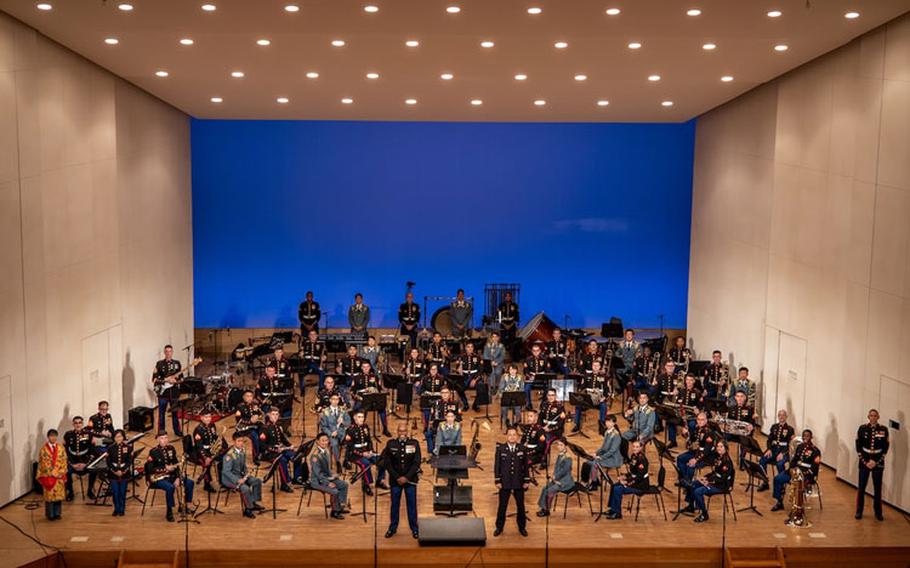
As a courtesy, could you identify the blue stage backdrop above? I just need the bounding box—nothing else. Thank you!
[191,120,694,330]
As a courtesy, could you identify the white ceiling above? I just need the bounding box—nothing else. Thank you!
[2,0,908,122]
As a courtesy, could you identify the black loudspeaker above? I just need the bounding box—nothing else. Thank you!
[433,485,473,512]
[418,517,486,546]
[396,383,413,406]
[128,406,154,433]
[474,383,491,406]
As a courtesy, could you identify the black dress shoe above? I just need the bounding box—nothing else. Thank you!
[252,503,265,511]
[112,510,118,517]
[875,513,884,521]
[383,430,392,438]
[65,492,74,502]
[694,512,709,523]
[204,484,216,493]
[605,511,622,520]
[364,485,373,497]
[412,530,419,539]
[770,501,784,512]
[376,481,390,490]
[385,529,396,538]
[855,512,862,519]
[493,528,503,537]
[87,490,97,500]
[280,484,294,493]
[536,509,549,517]
[679,505,696,515]
[519,528,528,537]
[331,511,345,520]
[166,510,175,522]
[243,509,255,519]
[756,483,769,493]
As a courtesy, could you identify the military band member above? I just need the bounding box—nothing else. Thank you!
[106,429,131,516]
[726,390,756,468]
[310,432,349,519]
[63,416,95,501]
[450,289,473,338]
[666,372,701,448]
[192,411,219,492]
[404,348,425,385]
[757,410,794,491]
[152,344,183,436]
[270,345,290,379]
[359,336,381,375]
[728,366,756,409]
[222,432,264,519]
[383,422,421,537]
[348,293,370,335]
[771,429,821,512]
[680,440,734,522]
[147,430,195,522]
[259,408,298,492]
[494,427,530,537]
[257,364,291,419]
[520,409,547,466]
[539,388,567,443]
[497,291,519,344]
[546,328,570,376]
[300,329,327,390]
[524,344,549,410]
[340,344,363,388]
[623,391,656,443]
[484,331,506,394]
[580,340,602,374]
[345,411,387,494]
[500,364,524,427]
[676,412,719,482]
[632,344,659,395]
[315,376,347,413]
[418,363,447,437]
[615,329,640,392]
[319,393,350,464]
[655,360,678,403]
[426,332,450,376]
[703,350,729,400]
[454,341,483,410]
[605,439,649,520]
[667,336,691,374]
[398,292,421,349]
[298,290,321,335]
[234,390,263,461]
[574,359,609,431]
[36,429,67,521]
[583,415,623,489]
[855,409,889,520]
[536,438,573,516]
[434,410,463,454]
[427,387,460,455]
[352,360,391,437]
[87,400,115,454]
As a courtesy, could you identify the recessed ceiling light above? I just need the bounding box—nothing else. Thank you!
[405,98,417,105]
[446,6,461,14]
[306,71,320,79]
[702,43,717,50]
[179,38,194,46]
[648,74,661,81]
[366,72,380,79]
[440,73,454,80]
[257,39,271,46]
[527,7,542,15]
[276,97,289,104]
[363,5,379,13]
[596,100,610,107]
[201,4,216,11]
[774,44,788,52]
[844,11,860,19]
[36,3,52,10]
[104,37,119,45]
[574,74,587,81]
[661,100,674,107]
[628,42,642,49]
[767,10,782,18]
[605,7,621,16]
[332,39,346,47]
[480,40,495,48]
[284,4,300,12]
[554,41,568,49]
[686,8,701,16]
[231,71,244,78]
[211,97,223,103]
[721,75,734,82]
[533,99,546,106]
[341,97,353,104]
[470,99,483,106]
[118,3,133,11]
[514,73,528,81]
[405,39,420,47]
[155,70,169,77]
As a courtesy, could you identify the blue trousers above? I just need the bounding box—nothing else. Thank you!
[354,455,386,485]
[687,482,722,513]
[759,450,788,477]
[523,382,534,408]
[152,477,194,509]
[676,451,701,482]
[110,478,128,514]
[157,396,182,434]
[574,403,607,427]
[242,428,261,459]
[389,483,418,532]
[772,470,791,501]
[608,484,642,514]
[303,362,325,391]
[425,426,436,455]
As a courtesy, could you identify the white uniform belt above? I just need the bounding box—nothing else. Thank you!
[862,448,882,454]
[798,461,812,468]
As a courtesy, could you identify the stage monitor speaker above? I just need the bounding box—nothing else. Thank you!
[418,517,486,547]
[128,406,154,433]
[433,485,473,512]
[474,383,491,406]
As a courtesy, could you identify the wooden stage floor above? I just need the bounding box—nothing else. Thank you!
[3,386,908,568]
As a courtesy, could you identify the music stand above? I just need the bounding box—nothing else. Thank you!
[349,462,378,523]
[361,392,389,442]
[738,459,766,517]
[431,446,474,518]
[85,450,111,507]
[259,454,288,519]
[568,392,595,440]
[564,440,595,516]
[670,460,693,521]
[383,373,407,419]
[500,392,526,429]
[651,438,674,495]
[656,405,684,450]
[474,379,494,424]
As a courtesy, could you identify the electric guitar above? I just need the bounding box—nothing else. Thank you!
[153,357,202,396]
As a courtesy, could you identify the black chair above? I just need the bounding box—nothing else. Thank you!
[297,482,331,518]
[706,485,738,521]
[805,477,823,510]
[629,465,668,521]
[551,482,592,519]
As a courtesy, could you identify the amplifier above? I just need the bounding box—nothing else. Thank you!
[433,484,473,512]
[128,406,154,433]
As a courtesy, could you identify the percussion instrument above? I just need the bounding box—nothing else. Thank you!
[716,417,753,436]
[430,306,454,336]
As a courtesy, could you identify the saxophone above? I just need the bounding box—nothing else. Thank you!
[784,466,811,528]
[467,420,491,462]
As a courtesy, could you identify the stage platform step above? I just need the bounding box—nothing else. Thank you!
[726,547,787,568]
[117,550,178,568]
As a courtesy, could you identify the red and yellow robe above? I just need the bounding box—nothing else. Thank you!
[36,442,67,502]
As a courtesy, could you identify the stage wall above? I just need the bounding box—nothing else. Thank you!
[191,119,695,329]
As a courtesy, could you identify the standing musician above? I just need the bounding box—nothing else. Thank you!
[536,438,574,517]
[352,360,391,437]
[538,388,567,443]
[771,429,821,512]
[484,331,506,395]
[310,432,349,520]
[623,391,656,443]
[434,410,463,454]
[667,336,691,375]
[340,343,363,389]
[757,409,794,492]
[676,412,719,483]
[573,358,609,432]
[319,393,350,464]
[426,387,460,455]
[383,422,421,538]
[298,290,321,335]
[348,292,370,335]
[426,332,450,376]
[855,409,889,521]
[523,343,549,410]
[222,432,264,519]
[344,410,387,494]
[615,329,640,393]
[493,427,530,537]
[546,328,570,376]
[192,410,219,493]
[497,291,519,345]
[583,415,623,490]
[729,366,757,409]
[63,416,95,501]
[87,400,115,455]
[152,344,183,436]
[300,329,327,390]
[106,429,131,516]
[454,341,483,411]
[580,339,602,374]
[703,350,729,400]
[499,364,524,427]
[259,407,298,492]
[450,289,473,339]
[234,390,263,462]
[398,292,421,350]
[680,440,735,523]
[520,409,547,467]
[604,439,650,520]
[147,430,195,522]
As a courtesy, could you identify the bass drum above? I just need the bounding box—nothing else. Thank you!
[430,306,454,337]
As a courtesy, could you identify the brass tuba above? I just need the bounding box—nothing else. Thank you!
[784,466,811,528]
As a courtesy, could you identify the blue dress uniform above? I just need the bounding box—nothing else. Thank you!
[259,421,298,488]
[546,337,570,376]
[773,442,820,504]
[520,422,547,465]
[622,403,656,442]
[497,300,519,343]
[676,425,719,482]
[537,452,574,512]
[685,453,734,518]
[221,445,263,515]
[234,401,263,460]
[434,422,462,455]
[382,436,421,536]
[340,353,363,389]
[702,361,728,400]
[153,358,183,435]
[584,428,623,484]
[63,428,95,500]
[106,441,131,515]
[192,422,219,489]
[426,341,450,376]
[345,423,386,487]
[494,443,531,532]
[855,422,889,518]
[300,337,326,390]
[607,452,649,516]
[483,341,506,394]
[398,301,421,348]
[759,422,794,478]
[523,354,549,409]
[538,400,567,444]
[309,445,348,514]
[319,405,351,462]
[455,351,483,409]
[147,442,195,518]
[298,298,321,334]
[726,403,756,468]
[575,370,609,426]
[352,371,388,433]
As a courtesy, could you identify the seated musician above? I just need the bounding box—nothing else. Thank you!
[63,416,95,501]
[257,364,290,419]
[339,343,362,388]
[234,390,263,463]
[728,366,757,409]
[106,429,131,516]
[666,372,703,448]
[315,375,347,414]
[680,440,734,523]
[258,407,298,493]
[758,409,794,492]
[771,429,821,512]
[454,341,483,411]
[536,438,574,517]
[584,415,624,489]
[426,387,460,455]
[538,388,567,444]
[359,335,381,376]
[546,328,569,376]
[702,350,729,400]
[344,410,387,495]
[192,410,219,493]
[418,363,446,436]
[147,430,195,522]
[632,344,658,397]
[300,329,327,390]
[352,360,391,437]
[580,339,602,374]
[667,336,691,372]
[499,364,524,428]
[270,345,290,380]
[319,393,350,464]
[484,331,506,395]
[311,432,349,520]
[520,409,547,467]
[676,412,719,483]
[87,400,115,458]
[523,343,549,410]
[404,348,425,387]
[655,360,678,404]
[221,432,264,519]
[573,358,608,432]
[604,439,649,520]
[726,390,756,468]
[426,332,450,376]
[622,391,656,443]
[434,410,463,455]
